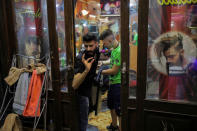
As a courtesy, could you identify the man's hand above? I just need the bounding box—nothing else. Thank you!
[98,61,103,67]
[72,54,95,89]
[82,54,95,72]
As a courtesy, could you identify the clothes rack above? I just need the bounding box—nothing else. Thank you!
[0,54,50,131]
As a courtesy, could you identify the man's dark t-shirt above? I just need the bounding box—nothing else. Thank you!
[74,48,100,98]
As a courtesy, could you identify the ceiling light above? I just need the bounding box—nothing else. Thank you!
[81,10,89,16]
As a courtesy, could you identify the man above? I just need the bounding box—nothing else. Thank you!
[72,33,100,131]
[131,30,138,46]
[158,34,197,101]
[100,29,121,131]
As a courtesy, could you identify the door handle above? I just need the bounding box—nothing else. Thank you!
[121,62,126,74]
[121,62,127,85]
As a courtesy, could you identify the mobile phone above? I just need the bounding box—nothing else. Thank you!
[84,51,95,62]
[84,53,93,60]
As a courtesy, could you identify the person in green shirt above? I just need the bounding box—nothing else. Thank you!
[100,29,121,131]
[131,30,138,46]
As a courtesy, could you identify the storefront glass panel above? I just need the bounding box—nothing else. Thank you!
[14,0,52,91]
[146,1,197,103]
[56,0,68,92]
[14,0,50,66]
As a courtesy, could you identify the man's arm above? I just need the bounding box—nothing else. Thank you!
[72,54,95,90]
[102,64,120,75]
[72,70,89,90]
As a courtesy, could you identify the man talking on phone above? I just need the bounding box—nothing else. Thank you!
[72,33,100,131]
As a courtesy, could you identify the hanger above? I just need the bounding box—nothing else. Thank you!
[14,53,50,67]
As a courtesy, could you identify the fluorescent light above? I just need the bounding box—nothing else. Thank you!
[89,15,96,18]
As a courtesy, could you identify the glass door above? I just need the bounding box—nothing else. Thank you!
[14,0,50,66]
[56,0,68,93]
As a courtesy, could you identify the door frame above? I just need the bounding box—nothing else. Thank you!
[120,0,130,131]
[64,0,79,130]
[46,0,63,130]
[135,0,149,131]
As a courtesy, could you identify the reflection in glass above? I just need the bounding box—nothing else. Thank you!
[146,1,197,102]
[14,0,49,66]
[56,0,68,92]
[129,0,138,98]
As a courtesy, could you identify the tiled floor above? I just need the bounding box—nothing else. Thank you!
[88,92,111,131]
[88,110,111,131]
[87,124,99,131]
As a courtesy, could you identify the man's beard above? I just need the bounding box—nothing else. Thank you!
[84,50,96,60]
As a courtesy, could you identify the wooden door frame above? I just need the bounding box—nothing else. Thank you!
[0,0,18,121]
[136,0,149,131]
[0,0,17,77]
[64,0,79,130]
[46,0,63,130]
[120,0,150,131]
[120,0,130,131]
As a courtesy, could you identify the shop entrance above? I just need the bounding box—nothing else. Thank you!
[72,0,138,131]
[74,0,121,130]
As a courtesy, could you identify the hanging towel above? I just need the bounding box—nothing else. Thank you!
[4,67,26,86]
[4,63,46,86]
[13,72,30,115]
[0,113,23,131]
[23,70,43,117]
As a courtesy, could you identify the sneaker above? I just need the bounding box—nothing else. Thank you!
[106,123,119,131]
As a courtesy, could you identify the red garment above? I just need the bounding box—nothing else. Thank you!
[159,74,193,100]
[23,70,43,117]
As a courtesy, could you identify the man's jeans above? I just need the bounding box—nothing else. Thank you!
[78,95,89,131]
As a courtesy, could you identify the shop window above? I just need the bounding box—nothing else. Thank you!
[56,0,68,92]
[146,1,197,103]
[14,0,50,67]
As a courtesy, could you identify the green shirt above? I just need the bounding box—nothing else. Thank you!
[110,45,121,84]
[133,33,138,46]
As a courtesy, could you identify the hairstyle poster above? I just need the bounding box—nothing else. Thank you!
[100,0,120,15]
[146,1,197,102]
